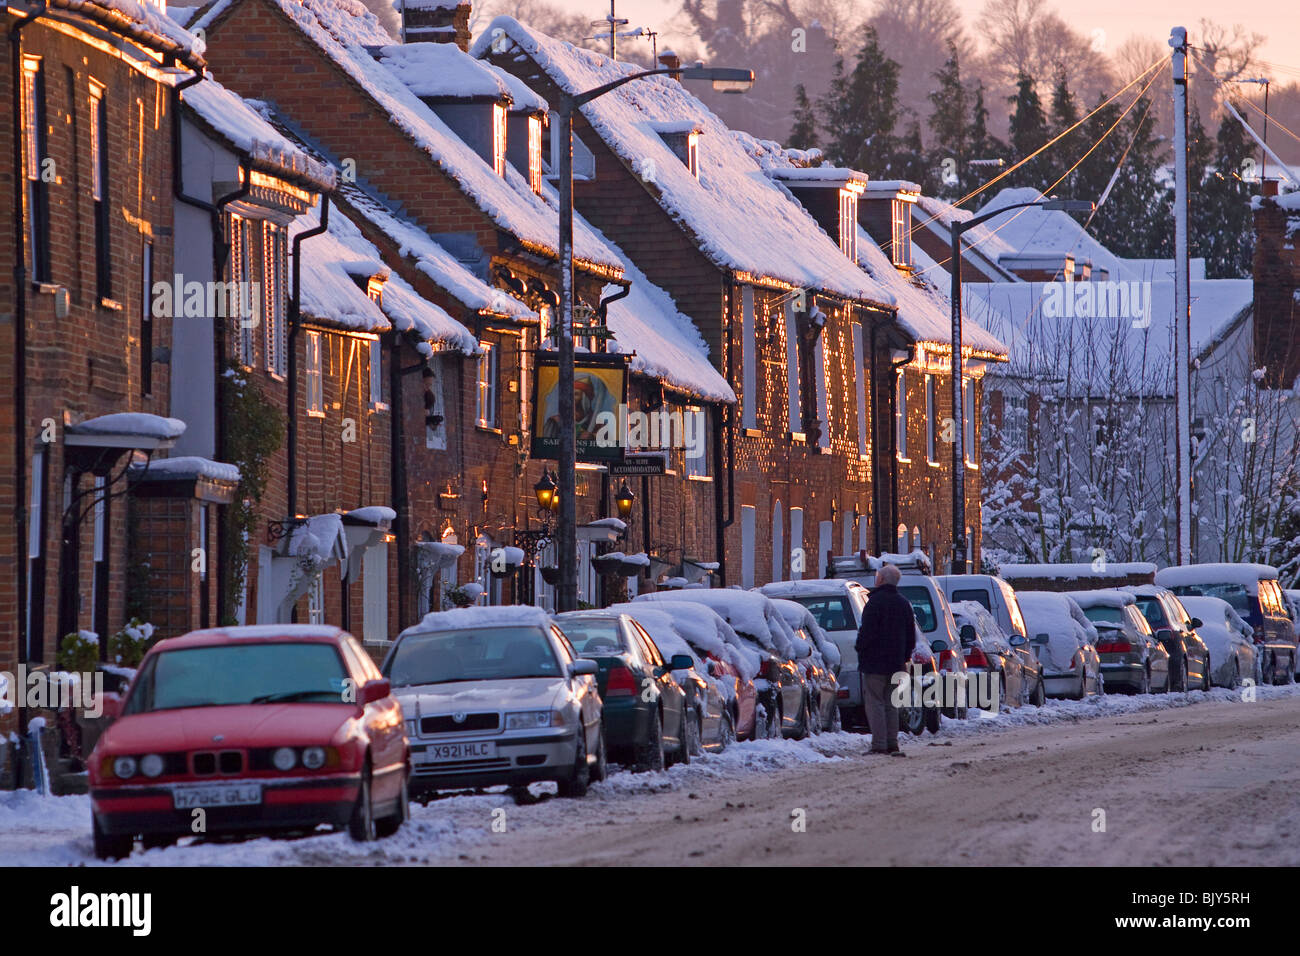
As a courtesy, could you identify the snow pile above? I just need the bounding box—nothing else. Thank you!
[610,600,757,681]
[66,413,186,441]
[130,456,240,483]
[1016,590,1096,673]
[344,506,396,525]
[378,43,510,99]
[636,589,796,658]
[286,514,348,566]
[473,17,894,307]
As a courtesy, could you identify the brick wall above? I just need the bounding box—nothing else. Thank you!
[1252,196,1300,389]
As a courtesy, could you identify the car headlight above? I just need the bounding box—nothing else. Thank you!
[301,747,327,770]
[139,754,165,778]
[272,747,297,771]
[113,756,138,779]
[505,710,560,730]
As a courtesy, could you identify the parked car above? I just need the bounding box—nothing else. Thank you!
[613,599,760,742]
[939,572,1045,705]
[636,589,815,739]
[898,623,942,735]
[1124,584,1213,692]
[1283,589,1300,645]
[604,604,734,752]
[769,598,842,732]
[1156,564,1298,685]
[382,607,604,798]
[758,579,868,727]
[950,600,1028,710]
[1071,589,1170,694]
[1016,591,1103,699]
[1176,595,1262,688]
[89,625,410,860]
[554,610,694,771]
[828,551,970,718]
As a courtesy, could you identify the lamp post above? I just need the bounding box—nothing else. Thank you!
[552,62,753,611]
[947,196,1093,573]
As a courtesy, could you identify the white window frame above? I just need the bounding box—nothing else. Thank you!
[925,373,937,464]
[369,338,386,410]
[891,198,912,268]
[528,114,543,194]
[741,286,757,430]
[231,216,256,368]
[897,522,908,553]
[686,131,699,178]
[895,371,908,460]
[964,377,977,467]
[263,221,287,378]
[838,188,857,262]
[683,405,709,478]
[852,321,867,455]
[476,342,497,428]
[305,330,324,417]
[492,103,507,177]
[813,337,830,449]
[785,302,801,435]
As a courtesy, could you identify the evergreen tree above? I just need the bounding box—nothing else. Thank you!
[1185,102,1215,264]
[1089,96,1173,259]
[788,83,819,151]
[926,42,969,200]
[1047,68,1081,196]
[1007,72,1049,189]
[964,82,1006,207]
[1200,105,1256,277]
[817,26,901,175]
[893,118,929,187]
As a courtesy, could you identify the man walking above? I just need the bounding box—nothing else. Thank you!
[855,563,915,756]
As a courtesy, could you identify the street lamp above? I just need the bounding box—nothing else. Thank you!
[615,480,635,520]
[534,469,557,513]
[947,196,1093,573]
[552,62,753,611]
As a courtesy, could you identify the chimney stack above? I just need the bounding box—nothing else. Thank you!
[658,49,681,82]
[1251,192,1300,388]
[400,0,472,52]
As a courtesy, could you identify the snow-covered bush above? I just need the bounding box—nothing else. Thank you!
[108,619,154,667]
[56,630,99,674]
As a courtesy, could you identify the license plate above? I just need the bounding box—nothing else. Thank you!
[419,741,496,762]
[172,783,262,809]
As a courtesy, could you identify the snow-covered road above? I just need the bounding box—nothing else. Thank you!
[5,681,1299,866]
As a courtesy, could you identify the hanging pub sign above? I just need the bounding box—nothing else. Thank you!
[531,351,629,463]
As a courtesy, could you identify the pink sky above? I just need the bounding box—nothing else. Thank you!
[588,0,1300,82]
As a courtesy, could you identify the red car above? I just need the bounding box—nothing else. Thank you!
[88,625,409,860]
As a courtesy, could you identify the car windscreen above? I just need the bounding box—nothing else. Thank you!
[899,586,937,632]
[950,588,992,611]
[125,642,349,714]
[1169,583,1252,615]
[1083,606,1124,624]
[386,626,560,687]
[1134,597,1166,628]
[789,595,856,632]
[560,619,630,656]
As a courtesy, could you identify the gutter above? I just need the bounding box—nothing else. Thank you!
[8,0,48,782]
[287,195,329,518]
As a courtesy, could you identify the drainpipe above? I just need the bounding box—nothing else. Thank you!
[287,195,329,519]
[9,0,48,786]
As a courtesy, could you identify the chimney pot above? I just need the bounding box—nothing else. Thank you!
[658,50,681,82]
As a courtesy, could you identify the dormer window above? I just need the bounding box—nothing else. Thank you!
[528,114,543,194]
[891,198,912,269]
[655,124,701,179]
[838,188,858,262]
[492,103,507,177]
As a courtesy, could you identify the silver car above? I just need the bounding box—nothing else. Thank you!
[1178,595,1261,688]
[1016,591,1104,699]
[1072,589,1170,694]
[382,607,604,799]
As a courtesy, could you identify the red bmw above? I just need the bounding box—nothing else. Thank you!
[88,625,409,860]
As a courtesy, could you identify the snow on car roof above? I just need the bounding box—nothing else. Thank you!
[401,605,552,638]
[1155,563,1279,593]
[164,624,346,644]
[636,589,793,655]
[1068,589,1137,609]
[999,562,1158,581]
[610,601,758,680]
[757,579,864,598]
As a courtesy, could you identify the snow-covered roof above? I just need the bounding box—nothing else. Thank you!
[377,42,508,100]
[130,456,241,483]
[65,412,186,445]
[180,78,336,190]
[1155,563,1279,593]
[474,17,894,307]
[402,605,553,636]
[964,278,1254,395]
[913,193,1019,282]
[61,0,206,59]
[293,203,479,354]
[195,0,619,272]
[344,505,396,525]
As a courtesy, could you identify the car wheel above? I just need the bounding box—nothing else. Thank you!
[558,725,591,798]
[924,704,941,734]
[766,699,783,740]
[719,708,737,750]
[141,833,177,851]
[1202,656,1212,692]
[1229,657,1240,690]
[900,704,925,736]
[790,696,811,741]
[348,766,377,842]
[830,704,842,733]
[92,815,133,861]
[1030,677,1046,707]
[1287,654,1297,685]
[634,709,665,773]
[680,708,700,764]
[590,725,608,783]
[1174,659,1188,693]
[1137,666,1150,696]
[376,770,410,838]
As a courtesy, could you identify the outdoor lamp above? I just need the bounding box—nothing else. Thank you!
[615,480,635,520]
[534,470,556,512]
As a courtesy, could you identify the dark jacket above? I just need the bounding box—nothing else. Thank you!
[856,583,916,676]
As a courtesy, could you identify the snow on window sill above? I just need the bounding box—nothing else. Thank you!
[99,297,123,311]
[476,424,503,436]
[788,431,806,443]
[743,427,763,438]
[307,409,326,419]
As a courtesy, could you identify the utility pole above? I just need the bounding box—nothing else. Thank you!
[1170,26,1193,566]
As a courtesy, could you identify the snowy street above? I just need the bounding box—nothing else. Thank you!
[7,682,1299,867]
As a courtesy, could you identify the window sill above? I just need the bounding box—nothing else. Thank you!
[926,458,941,468]
[99,297,123,311]
[816,444,832,455]
[476,424,503,436]
[896,455,912,464]
[686,474,713,483]
[788,431,806,443]
[965,461,979,471]
[307,410,326,419]
[743,427,763,439]
[370,402,390,413]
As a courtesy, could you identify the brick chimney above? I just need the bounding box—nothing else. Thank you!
[658,49,681,82]
[1251,192,1300,388]
[400,0,472,52]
